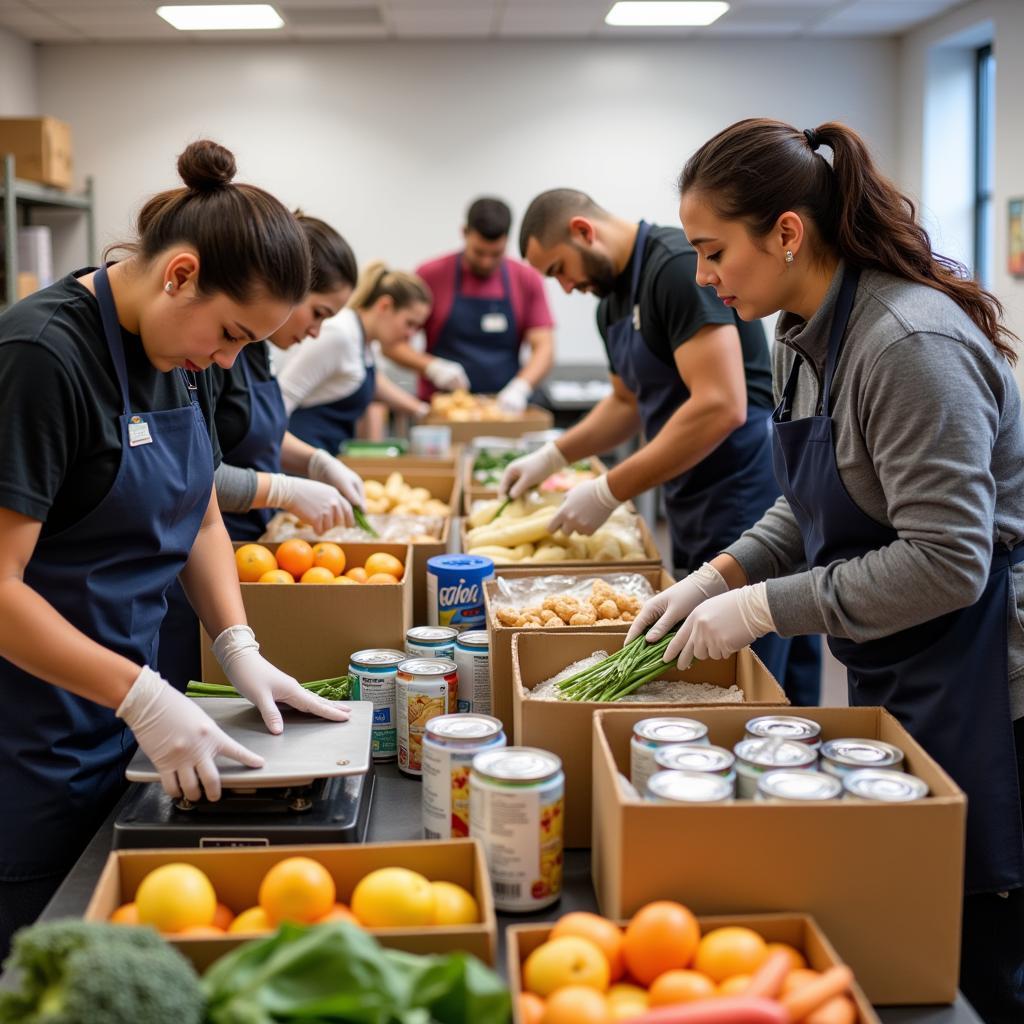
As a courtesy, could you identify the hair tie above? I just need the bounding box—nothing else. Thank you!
[803,128,821,152]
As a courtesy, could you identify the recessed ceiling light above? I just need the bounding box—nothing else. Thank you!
[156,5,284,31]
[605,2,729,27]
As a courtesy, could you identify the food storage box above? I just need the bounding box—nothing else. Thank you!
[424,404,553,443]
[0,116,73,189]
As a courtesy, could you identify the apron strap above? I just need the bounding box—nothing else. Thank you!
[628,221,652,308]
[93,265,132,416]
[819,265,861,415]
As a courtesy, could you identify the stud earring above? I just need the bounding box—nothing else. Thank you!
[165,282,174,293]
[784,250,795,265]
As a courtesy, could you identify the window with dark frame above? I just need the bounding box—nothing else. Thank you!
[974,43,995,288]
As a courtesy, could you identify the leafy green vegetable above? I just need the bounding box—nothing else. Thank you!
[353,506,380,538]
[0,919,204,1024]
[557,631,688,702]
[186,676,352,702]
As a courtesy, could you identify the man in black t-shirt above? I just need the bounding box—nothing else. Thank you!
[503,189,820,704]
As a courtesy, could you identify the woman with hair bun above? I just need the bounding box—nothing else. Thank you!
[628,118,1024,1020]
[0,140,348,954]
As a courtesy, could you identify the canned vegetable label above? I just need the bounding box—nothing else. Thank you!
[349,648,406,761]
[454,629,490,715]
[396,658,458,777]
[426,555,494,632]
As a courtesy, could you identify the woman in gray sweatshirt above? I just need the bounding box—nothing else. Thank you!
[628,118,1024,1022]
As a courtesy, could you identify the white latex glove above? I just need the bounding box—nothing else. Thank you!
[499,441,567,500]
[626,562,730,645]
[496,376,532,414]
[547,475,621,536]
[266,473,353,532]
[665,583,776,667]
[424,357,470,392]
[213,625,351,734]
[308,448,366,510]
[117,666,265,802]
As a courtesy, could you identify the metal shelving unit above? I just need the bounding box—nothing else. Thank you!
[1,152,95,310]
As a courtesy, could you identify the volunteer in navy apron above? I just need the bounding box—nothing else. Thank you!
[287,347,376,451]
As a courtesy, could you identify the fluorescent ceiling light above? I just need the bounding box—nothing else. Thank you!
[157,5,284,31]
[605,2,729,27]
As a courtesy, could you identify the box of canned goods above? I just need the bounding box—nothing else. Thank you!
[405,625,459,660]
[630,717,710,794]
[755,769,843,802]
[646,770,735,804]
[396,658,458,777]
[733,737,818,800]
[454,630,490,715]
[745,715,822,749]
[349,648,407,761]
[844,768,928,802]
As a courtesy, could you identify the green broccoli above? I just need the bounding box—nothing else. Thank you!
[0,919,204,1024]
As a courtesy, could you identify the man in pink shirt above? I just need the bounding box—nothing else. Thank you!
[384,198,556,412]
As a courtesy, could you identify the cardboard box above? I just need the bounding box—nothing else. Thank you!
[0,117,73,189]
[484,565,675,738]
[424,404,553,443]
[83,839,496,970]
[591,706,966,1004]
[462,455,607,514]
[508,912,880,1024]
[514,632,788,847]
[344,449,462,476]
[200,542,412,684]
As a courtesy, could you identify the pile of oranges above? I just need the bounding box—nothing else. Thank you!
[235,540,404,585]
[518,902,858,1024]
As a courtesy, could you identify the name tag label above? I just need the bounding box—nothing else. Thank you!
[481,312,509,333]
[128,417,153,447]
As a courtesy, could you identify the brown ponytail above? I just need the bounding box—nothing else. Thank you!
[679,118,1016,362]
[107,139,310,306]
[294,211,358,294]
[347,260,432,312]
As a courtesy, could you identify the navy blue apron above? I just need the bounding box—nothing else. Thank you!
[430,259,520,394]
[0,265,214,882]
[773,264,1024,894]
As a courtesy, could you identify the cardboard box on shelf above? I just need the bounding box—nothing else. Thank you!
[83,839,496,970]
[0,117,73,189]
[513,631,787,847]
[200,542,412,684]
[591,705,966,1005]
[484,565,674,737]
[508,912,880,1024]
[424,404,553,444]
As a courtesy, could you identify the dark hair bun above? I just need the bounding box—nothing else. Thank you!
[177,139,237,192]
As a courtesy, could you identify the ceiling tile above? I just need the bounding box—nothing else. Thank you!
[811,0,955,35]
[389,6,496,36]
[0,5,81,39]
[499,4,605,35]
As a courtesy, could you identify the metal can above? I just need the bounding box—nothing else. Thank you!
[755,769,843,802]
[745,715,822,750]
[646,770,734,805]
[422,714,505,839]
[426,554,495,632]
[349,648,407,761]
[630,718,709,795]
[654,743,735,781]
[409,424,452,458]
[406,626,459,660]
[470,747,564,912]
[454,630,490,714]
[820,739,905,778]
[843,768,928,802]
[733,738,818,799]
[396,658,458,777]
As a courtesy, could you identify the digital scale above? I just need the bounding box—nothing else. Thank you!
[113,699,376,849]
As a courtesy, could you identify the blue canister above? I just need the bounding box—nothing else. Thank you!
[426,554,494,632]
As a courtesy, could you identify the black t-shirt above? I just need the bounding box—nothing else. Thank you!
[597,224,774,411]
[209,341,275,458]
[0,272,222,536]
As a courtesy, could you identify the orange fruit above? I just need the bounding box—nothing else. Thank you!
[648,969,717,1005]
[366,572,399,585]
[259,856,336,925]
[551,912,625,982]
[519,991,546,1024]
[109,902,139,925]
[539,985,611,1024]
[136,863,217,933]
[259,568,294,584]
[332,575,359,585]
[345,566,368,583]
[622,901,701,987]
[316,902,361,926]
[228,906,273,934]
[276,539,314,580]
[717,974,752,996]
[782,968,821,995]
[236,543,277,582]
[175,924,225,937]
[606,983,648,1019]
[693,927,768,983]
[430,881,479,925]
[351,867,435,927]
[765,942,807,973]
[301,566,337,584]
[213,903,235,930]
[364,552,405,579]
[312,542,346,576]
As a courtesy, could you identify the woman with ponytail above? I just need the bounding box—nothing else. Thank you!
[280,260,432,451]
[628,118,1024,1021]
[0,140,348,954]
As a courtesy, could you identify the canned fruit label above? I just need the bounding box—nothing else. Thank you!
[398,687,448,775]
[427,555,494,632]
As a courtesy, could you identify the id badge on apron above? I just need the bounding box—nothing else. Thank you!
[481,312,509,333]
[127,416,152,447]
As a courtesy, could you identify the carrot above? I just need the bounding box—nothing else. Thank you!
[804,995,857,1024]
[744,950,794,999]
[628,996,789,1024]
[780,966,854,1021]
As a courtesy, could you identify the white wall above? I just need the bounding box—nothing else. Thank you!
[0,27,37,116]
[37,38,898,363]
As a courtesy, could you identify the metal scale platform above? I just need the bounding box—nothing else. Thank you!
[113,699,375,849]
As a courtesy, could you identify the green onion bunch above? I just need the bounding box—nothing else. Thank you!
[186,675,353,702]
[556,632,679,702]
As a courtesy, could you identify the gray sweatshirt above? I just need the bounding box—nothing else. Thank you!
[723,265,1024,717]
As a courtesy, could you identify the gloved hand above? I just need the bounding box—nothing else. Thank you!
[547,475,621,536]
[266,473,354,532]
[308,448,366,510]
[424,357,470,392]
[496,376,532,414]
[665,583,775,668]
[117,666,264,802]
[626,562,730,646]
[213,625,350,734]
[499,441,567,500]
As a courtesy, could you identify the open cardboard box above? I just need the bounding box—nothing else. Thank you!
[485,566,676,738]
[513,631,788,847]
[200,542,412,684]
[591,706,967,1005]
[462,454,607,514]
[83,839,497,971]
[342,448,463,475]
[424,403,553,443]
[508,912,880,1024]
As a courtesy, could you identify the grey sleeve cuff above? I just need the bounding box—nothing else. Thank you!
[723,535,783,586]
[765,572,828,637]
[214,462,259,514]
[721,495,808,584]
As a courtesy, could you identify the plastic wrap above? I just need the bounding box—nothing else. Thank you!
[261,510,445,544]
[490,573,655,628]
